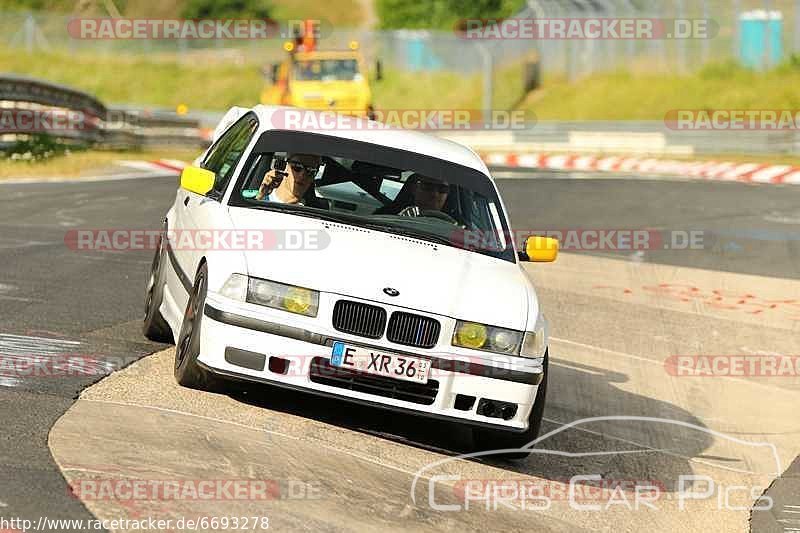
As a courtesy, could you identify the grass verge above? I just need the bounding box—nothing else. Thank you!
[0,46,264,111]
[0,46,522,112]
[525,61,800,121]
[0,148,200,179]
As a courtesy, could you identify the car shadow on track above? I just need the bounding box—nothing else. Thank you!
[225,357,731,494]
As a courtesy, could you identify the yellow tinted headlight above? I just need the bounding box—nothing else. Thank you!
[452,321,523,355]
[247,278,319,317]
[453,322,488,349]
[284,287,314,315]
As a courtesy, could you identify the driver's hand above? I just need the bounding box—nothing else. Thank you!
[255,169,284,200]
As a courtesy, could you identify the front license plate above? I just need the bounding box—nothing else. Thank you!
[330,342,431,384]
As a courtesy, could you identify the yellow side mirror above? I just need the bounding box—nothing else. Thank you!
[522,236,559,262]
[180,166,216,196]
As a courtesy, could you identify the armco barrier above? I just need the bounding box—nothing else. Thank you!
[0,74,205,149]
[442,121,800,158]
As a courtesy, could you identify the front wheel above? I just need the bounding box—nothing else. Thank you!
[143,234,173,343]
[174,263,216,390]
[472,352,549,460]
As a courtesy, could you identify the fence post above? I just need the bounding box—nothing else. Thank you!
[796,0,800,54]
[476,42,494,126]
[24,12,35,53]
[764,0,772,69]
[733,0,741,59]
[677,0,687,72]
[623,0,635,66]
[701,0,710,66]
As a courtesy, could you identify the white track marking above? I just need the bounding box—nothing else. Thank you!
[0,172,175,186]
[550,336,798,396]
[0,376,22,387]
[0,335,109,386]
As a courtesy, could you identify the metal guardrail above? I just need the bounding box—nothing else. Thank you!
[0,74,106,117]
[524,122,800,156]
[444,121,800,157]
[3,73,792,159]
[0,74,206,149]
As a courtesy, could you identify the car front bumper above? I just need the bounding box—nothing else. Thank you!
[198,297,545,432]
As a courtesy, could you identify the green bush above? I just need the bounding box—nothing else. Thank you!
[181,0,272,19]
[0,134,84,163]
[377,0,524,30]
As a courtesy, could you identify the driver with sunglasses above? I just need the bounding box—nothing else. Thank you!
[374,174,451,216]
[409,175,450,212]
[255,153,321,204]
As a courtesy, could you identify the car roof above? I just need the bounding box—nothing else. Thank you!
[248,105,491,177]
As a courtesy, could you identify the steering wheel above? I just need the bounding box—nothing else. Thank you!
[398,205,460,225]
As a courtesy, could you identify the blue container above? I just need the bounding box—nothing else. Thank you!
[398,30,443,72]
[739,11,784,69]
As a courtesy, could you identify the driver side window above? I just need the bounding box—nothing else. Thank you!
[202,115,259,199]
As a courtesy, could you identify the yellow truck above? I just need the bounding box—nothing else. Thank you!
[261,38,378,119]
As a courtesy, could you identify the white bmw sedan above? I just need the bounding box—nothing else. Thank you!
[143,105,558,453]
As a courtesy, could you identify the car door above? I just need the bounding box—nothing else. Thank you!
[168,114,259,315]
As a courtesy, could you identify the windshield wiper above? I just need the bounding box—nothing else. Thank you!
[357,222,454,247]
[241,204,454,246]
[243,203,356,224]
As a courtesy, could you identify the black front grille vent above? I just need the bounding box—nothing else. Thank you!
[332,300,387,339]
[386,311,440,348]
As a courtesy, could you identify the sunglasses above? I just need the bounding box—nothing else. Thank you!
[288,161,319,175]
[418,181,449,194]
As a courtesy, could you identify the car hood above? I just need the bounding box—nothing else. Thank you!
[229,208,531,330]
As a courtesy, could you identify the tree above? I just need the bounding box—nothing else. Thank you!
[181,0,272,20]
[377,0,524,30]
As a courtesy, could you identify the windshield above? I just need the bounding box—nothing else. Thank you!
[292,59,361,81]
[229,130,514,262]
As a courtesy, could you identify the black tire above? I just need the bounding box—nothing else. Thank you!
[174,262,216,390]
[143,234,174,343]
[472,352,549,460]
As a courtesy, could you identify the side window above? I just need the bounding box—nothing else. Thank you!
[202,115,259,198]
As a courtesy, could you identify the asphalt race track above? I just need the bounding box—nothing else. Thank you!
[1,172,798,532]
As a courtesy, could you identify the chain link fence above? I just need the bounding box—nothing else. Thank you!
[0,3,798,112]
[0,10,537,111]
[523,0,800,80]
[1,4,798,73]
[0,10,533,72]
